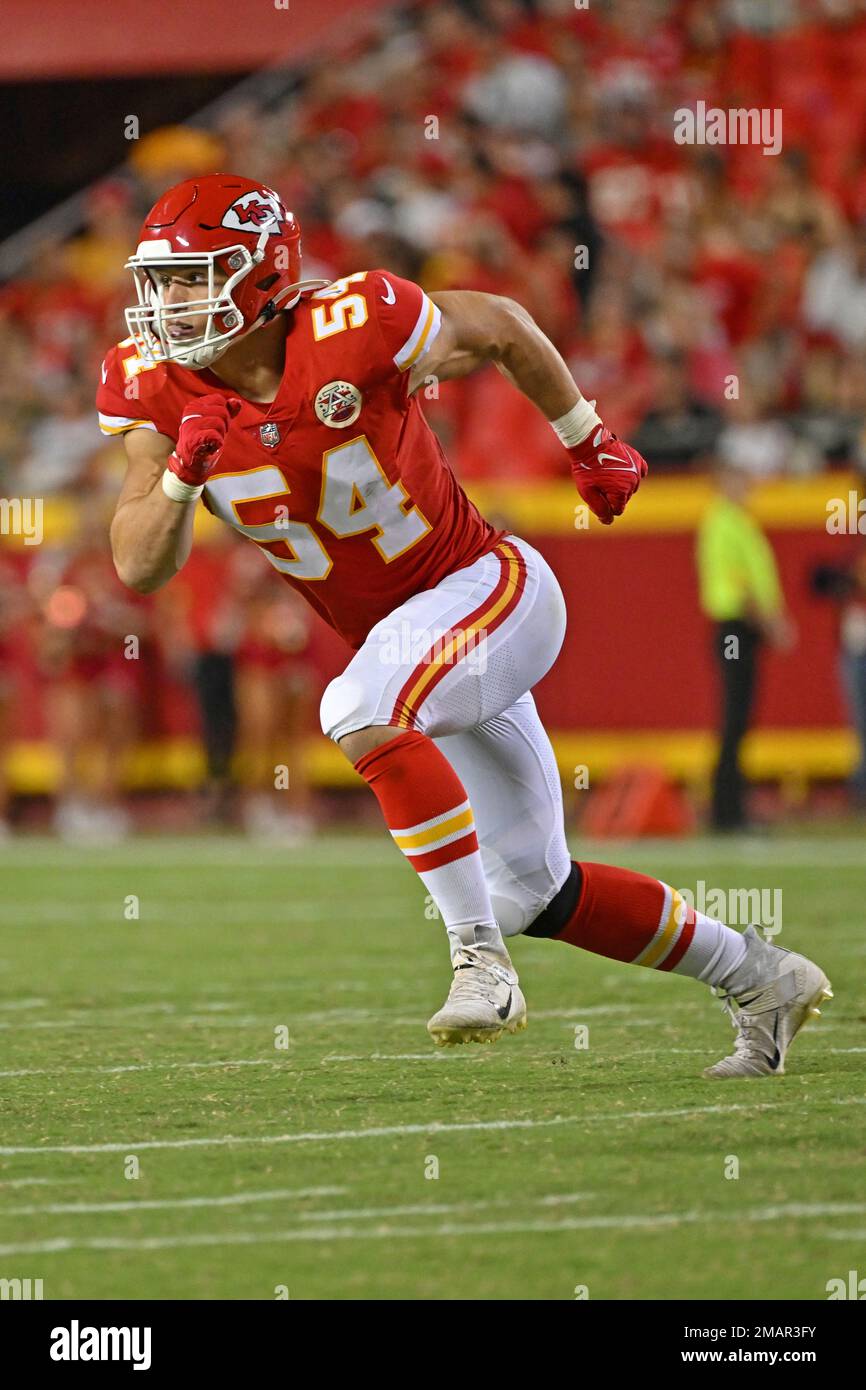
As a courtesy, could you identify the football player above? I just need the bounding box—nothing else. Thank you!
[100,174,831,1077]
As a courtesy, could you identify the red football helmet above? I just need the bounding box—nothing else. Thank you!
[124,173,323,370]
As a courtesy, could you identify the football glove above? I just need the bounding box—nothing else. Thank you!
[568,424,648,526]
[167,395,243,488]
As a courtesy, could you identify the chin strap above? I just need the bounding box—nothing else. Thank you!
[258,277,331,323]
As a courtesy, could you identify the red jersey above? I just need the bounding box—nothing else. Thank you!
[97,270,502,649]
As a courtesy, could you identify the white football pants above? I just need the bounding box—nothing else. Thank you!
[319,534,572,934]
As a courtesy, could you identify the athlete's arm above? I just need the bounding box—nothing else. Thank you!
[408,290,581,418]
[110,428,196,594]
[110,394,241,593]
[409,289,647,526]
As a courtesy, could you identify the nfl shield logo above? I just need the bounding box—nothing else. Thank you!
[259,422,281,448]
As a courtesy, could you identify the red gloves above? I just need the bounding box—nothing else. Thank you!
[568,424,648,526]
[167,395,242,487]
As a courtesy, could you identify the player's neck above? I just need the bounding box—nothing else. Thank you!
[207,315,288,404]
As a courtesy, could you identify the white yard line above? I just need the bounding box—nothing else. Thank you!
[1,1186,347,1218]
[2,832,865,868]
[322,1053,453,1062]
[1,1199,865,1257]
[0,1034,824,1074]
[532,1004,676,1018]
[583,840,866,868]
[0,839,398,869]
[0,1058,285,1079]
[4,1008,839,1034]
[0,901,406,924]
[0,1190,586,1222]
[0,998,673,1026]
[0,1017,269,1031]
[0,1002,845,1074]
[0,1005,421,1031]
[0,1177,79,1189]
[2,1097,863,1158]
[291,1193,591,1223]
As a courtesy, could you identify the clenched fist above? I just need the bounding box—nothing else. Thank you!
[568,424,648,526]
[167,394,243,488]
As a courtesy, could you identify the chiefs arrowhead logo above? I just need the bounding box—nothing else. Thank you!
[221,191,284,236]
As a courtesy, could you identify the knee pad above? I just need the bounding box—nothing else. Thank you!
[319,673,374,742]
[490,891,535,938]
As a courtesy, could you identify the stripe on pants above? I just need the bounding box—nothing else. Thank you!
[390,541,527,729]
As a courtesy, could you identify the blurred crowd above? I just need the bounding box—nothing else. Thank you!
[5,0,866,493]
[2,0,866,834]
[0,526,318,839]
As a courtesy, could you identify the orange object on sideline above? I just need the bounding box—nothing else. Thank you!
[581,766,694,838]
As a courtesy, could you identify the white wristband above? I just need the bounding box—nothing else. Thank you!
[550,397,603,448]
[161,465,204,503]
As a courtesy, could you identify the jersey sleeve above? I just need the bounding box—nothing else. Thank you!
[95,341,160,437]
[367,269,442,379]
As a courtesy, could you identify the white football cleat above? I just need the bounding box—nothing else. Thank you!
[427,946,527,1046]
[703,925,833,1079]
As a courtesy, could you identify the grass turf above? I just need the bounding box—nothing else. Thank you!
[0,832,863,1301]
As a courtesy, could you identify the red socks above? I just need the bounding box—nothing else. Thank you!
[355,730,479,870]
[556,861,696,971]
[354,731,501,952]
[548,861,749,985]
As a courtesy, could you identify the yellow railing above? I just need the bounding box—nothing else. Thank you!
[1,469,858,548]
[5,727,856,795]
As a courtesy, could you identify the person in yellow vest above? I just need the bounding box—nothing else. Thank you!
[697,462,794,831]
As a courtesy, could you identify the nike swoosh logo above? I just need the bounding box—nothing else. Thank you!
[380,277,396,305]
[768,1013,781,1071]
[496,989,513,1021]
[575,452,638,474]
[101,361,108,384]
[597,451,638,474]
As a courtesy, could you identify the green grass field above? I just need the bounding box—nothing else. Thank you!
[0,831,863,1301]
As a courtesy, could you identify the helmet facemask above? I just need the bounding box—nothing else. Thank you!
[124,240,262,370]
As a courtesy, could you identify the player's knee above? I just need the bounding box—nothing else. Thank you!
[490,863,579,938]
[491,892,533,937]
[319,673,372,743]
